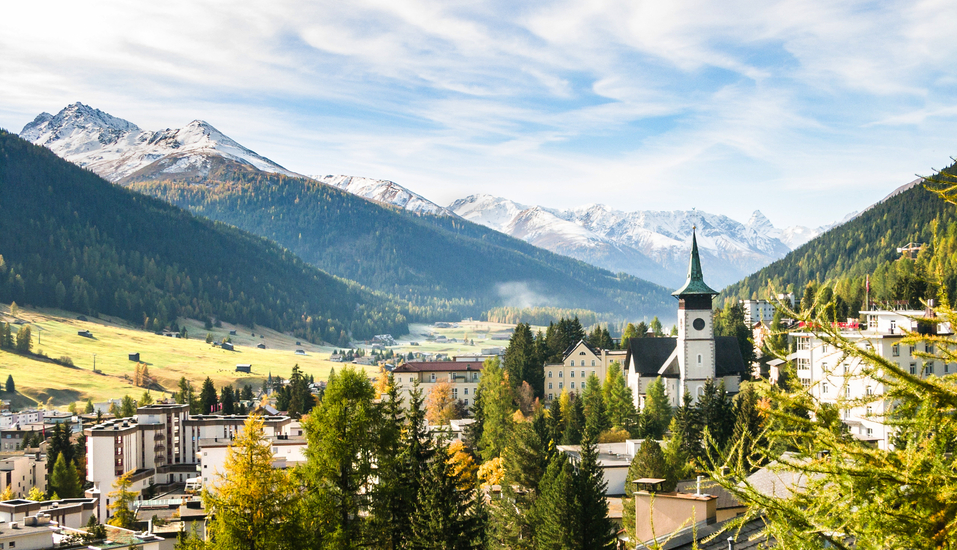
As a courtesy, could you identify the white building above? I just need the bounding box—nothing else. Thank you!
[789,308,954,450]
[739,299,777,326]
[85,404,302,522]
[198,433,306,491]
[0,410,44,429]
[0,453,47,498]
[625,230,748,407]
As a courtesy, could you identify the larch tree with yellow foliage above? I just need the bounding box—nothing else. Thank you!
[204,414,299,550]
[425,380,457,426]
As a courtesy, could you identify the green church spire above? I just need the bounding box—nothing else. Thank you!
[672,228,717,298]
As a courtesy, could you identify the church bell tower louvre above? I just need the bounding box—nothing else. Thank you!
[672,227,718,400]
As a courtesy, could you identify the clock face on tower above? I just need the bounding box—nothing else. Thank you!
[692,318,706,331]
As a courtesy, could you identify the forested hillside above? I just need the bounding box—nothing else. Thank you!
[129,171,674,321]
[721,179,957,315]
[0,131,407,342]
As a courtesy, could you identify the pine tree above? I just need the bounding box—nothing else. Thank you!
[50,453,81,498]
[582,372,610,438]
[120,395,136,417]
[562,395,585,445]
[531,454,578,549]
[603,362,638,435]
[728,383,763,473]
[640,377,672,439]
[369,375,412,549]
[84,398,94,414]
[671,392,703,466]
[220,385,235,415]
[14,324,31,354]
[575,436,616,549]
[697,379,735,452]
[408,441,480,550]
[489,415,549,547]
[199,377,217,414]
[4,374,14,393]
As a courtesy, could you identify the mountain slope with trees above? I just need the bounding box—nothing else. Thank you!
[0,130,406,341]
[128,170,674,321]
[720,181,957,311]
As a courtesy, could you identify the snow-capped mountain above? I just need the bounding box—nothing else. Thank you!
[311,175,452,216]
[449,194,837,289]
[20,102,299,182]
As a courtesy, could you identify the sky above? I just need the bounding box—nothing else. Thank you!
[2,0,957,228]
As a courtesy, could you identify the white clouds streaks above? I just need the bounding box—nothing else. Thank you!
[2,0,957,226]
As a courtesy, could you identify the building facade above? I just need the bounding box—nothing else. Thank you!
[392,360,483,409]
[544,340,626,401]
[788,308,954,450]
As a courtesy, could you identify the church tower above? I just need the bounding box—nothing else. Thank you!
[673,228,718,401]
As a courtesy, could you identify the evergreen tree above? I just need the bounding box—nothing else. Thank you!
[575,437,616,549]
[408,441,480,550]
[670,392,703,466]
[504,323,543,397]
[50,453,81,498]
[531,454,578,549]
[477,357,514,461]
[602,363,638,435]
[650,316,663,337]
[200,377,218,414]
[696,379,735,452]
[302,367,377,548]
[369,374,412,549]
[5,374,14,393]
[562,395,585,445]
[463,387,484,450]
[84,399,94,414]
[620,323,639,350]
[546,397,564,449]
[581,373,609,438]
[489,415,550,548]
[220,385,235,415]
[640,377,671,439]
[14,324,31,354]
[120,395,136,417]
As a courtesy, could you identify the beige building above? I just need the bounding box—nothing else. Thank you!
[0,453,46,499]
[392,360,483,409]
[544,340,626,401]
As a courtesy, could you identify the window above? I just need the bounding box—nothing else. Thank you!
[697,386,705,397]
[548,382,553,390]
[867,428,873,436]
[570,360,575,367]
[822,344,829,353]
[581,371,585,379]
[928,344,936,354]
[697,354,702,366]
[591,360,595,366]
[548,371,553,378]
[946,364,951,374]
[910,345,916,355]
[464,399,469,406]
[570,370,575,378]
[796,358,810,370]
[452,388,458,399]
[797,338,810,351]
[910,362,917,375]
[866,386,873,395]
[580,351,586,355]
[464,388,469,395]
[866,406,873,416]
[548,394,553,401]
[925,363,934,376]
[822,383,829,394]
[822,362,828,373]
[430,373,436,382]
[559,371,563,378]
[558,382,563,389]
[845,386,851,397]
[800,378,811,389]
[571,382,576,389]
[892,344,900,357]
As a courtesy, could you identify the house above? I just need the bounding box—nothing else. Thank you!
[129,353,140,362]
[295,349,306,356]
[77,330,93,338]
[557,441,633,495]
[625,230,748,408]
[0,453,47,498]
[0,425,46,452]
[236,364,251,373]
[222,342,234,351]
[257,343,266,349]
[229,330,237,335]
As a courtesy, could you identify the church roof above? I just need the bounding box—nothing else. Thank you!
[672,229,718,298]
[624,336,747,378]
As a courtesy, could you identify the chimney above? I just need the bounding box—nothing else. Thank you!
[696,475,703,496]
[728,536,734,550]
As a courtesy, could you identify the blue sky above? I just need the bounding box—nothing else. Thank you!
[2,0,957,228]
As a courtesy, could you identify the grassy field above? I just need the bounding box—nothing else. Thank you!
[0,305,370,408]
[0,306,533,410]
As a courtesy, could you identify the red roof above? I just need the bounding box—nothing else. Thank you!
[393,361,484,373]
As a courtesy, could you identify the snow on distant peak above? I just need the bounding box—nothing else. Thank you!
[313,175,451,216]
[19,104,297,182]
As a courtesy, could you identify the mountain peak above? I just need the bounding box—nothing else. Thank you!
[746,210,774,232]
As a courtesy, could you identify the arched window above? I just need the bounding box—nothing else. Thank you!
[697,354,702,366]
[570,360,575,367]
[697,386,705,397]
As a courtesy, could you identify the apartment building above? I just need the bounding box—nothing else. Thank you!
[0,453,46,498]
[392,361,483,409]
[85,404,301,522]
[789,308,954,450]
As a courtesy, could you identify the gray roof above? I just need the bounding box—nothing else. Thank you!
[625,337,747,378]
[664,516,771,550]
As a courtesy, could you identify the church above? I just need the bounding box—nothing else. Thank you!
[624,229,747,408]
